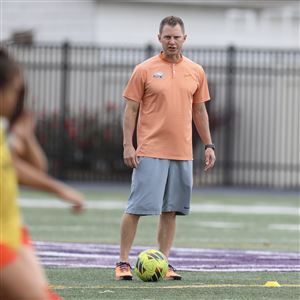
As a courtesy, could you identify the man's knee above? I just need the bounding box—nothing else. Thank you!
[123,213,141,220]
[161,211,176,218]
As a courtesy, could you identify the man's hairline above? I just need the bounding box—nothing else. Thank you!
[159,24,185,35]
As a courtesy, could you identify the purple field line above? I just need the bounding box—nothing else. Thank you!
[34,241,300,272]
[35,241,299,256]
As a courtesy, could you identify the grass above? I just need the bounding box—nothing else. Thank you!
[21,191,299,251]
[19,186,300,299]
[46,269,300,300]
[22,206,299,251]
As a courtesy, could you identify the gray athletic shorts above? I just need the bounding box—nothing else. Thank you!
[126,157,193,216]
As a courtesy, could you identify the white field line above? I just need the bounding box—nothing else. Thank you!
[195,221,243,228]
[36,248,300,261]
[30,225,87,232]
[194,204,299,215]
[19,198,125,209]
[37,251,299,266]
[34,241,300,258]
[19,198,300,216]
[36,251,229,262]
[268,224,300,231]
[194,221,300,231]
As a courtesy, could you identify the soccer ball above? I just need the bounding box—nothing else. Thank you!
[134,249,168,282]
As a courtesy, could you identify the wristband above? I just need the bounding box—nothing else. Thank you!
[205,144,215,151]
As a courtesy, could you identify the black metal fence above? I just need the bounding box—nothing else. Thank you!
[7,43,300,188]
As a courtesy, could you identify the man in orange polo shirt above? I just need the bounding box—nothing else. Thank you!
[115,16,216,280]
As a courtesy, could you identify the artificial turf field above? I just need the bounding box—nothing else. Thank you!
[20,185,300,299]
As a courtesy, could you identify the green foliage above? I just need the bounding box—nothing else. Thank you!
[35,110,128,178]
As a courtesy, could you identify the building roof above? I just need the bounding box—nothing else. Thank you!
[99,0,298,9]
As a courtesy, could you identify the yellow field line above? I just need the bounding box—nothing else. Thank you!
[50,284,300,290]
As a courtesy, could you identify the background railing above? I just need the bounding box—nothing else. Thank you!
[7,42,300,188]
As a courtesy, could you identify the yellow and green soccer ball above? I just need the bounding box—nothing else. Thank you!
[134,249,168,282]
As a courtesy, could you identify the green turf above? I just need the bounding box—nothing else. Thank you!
[19,187,300,299]
[22,206,299,251]
[46,268,300,300]
[20,187,299,251]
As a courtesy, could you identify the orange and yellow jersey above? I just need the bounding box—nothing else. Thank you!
[0,117,21,250]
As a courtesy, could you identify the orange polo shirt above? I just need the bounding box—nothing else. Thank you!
[123,52,210,160]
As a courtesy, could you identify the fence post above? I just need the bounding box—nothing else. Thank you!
[223,45,236,186]
[145,44,155,58]
[58,41,70,180]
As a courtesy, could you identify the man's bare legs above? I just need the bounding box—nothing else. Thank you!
[157,212,176,258]
[119,213,140,262]
[117,211,181,280]
[120,212,177,260]
[157,212,182,279]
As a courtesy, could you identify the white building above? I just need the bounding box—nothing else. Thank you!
[2,0,299,48]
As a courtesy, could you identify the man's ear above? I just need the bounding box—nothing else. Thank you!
[158,34,161,42]
[183,34,187,41]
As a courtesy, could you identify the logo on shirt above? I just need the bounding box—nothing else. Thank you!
[153,71,164,78]
[184,73,193,79]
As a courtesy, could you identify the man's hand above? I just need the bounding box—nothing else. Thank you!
[123,144,139,168]
[204,148,216,171]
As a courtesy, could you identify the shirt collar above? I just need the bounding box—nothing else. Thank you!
[159,51,183,64]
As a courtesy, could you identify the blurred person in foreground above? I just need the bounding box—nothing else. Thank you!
[7,50,84,211]
[115,16,216,280]
[0,48,84,299]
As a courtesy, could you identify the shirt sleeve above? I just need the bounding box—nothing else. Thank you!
[193,66,210,103]
[122,65,146,102]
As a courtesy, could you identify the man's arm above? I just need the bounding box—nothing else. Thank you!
[123,99,140,168]
[192,102,216,171]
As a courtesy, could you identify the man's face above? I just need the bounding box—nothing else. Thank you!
[158,24,187,57]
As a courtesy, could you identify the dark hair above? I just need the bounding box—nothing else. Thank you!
[10,83,26,125]
[0,47,26,124]
[159,16,185,34]
[0,48,20,89]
